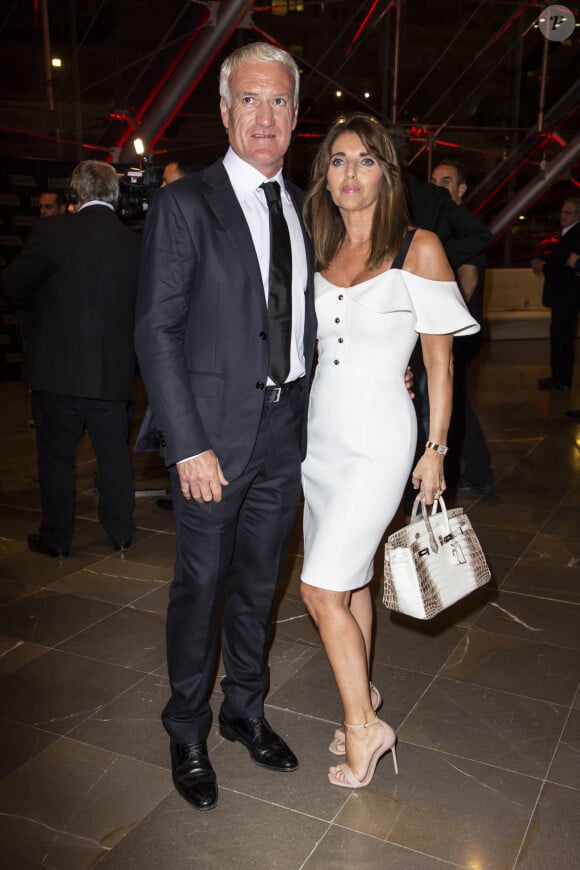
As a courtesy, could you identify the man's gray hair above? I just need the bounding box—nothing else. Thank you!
[219,42,300,107]
[71,160,120,206]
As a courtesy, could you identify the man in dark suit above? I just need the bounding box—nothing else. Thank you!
[532,197,580,391]
[1,160,140,557]
[135,42,316,812]
[431,160,494,495]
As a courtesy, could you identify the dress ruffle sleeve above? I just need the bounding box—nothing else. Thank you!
[401,270,480,336]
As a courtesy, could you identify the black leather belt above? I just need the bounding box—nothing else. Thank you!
[264,378,303,403]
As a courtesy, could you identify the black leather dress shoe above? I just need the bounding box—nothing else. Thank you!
[565,409,580,420]
[218,711,299,772]
[27,533,69,559]
[113,540,132,552]
[170,741,218,811]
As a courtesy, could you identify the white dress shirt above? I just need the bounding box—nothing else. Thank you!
[223,147,307,384]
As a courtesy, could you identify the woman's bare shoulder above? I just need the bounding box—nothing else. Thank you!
[404,228,454,281]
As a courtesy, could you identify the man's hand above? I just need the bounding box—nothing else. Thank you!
[177,450,229,503]
[405,365,414,399]
[531,257,545,276]
[567,252,579,270]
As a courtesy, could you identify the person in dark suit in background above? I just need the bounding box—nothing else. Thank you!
[431,159,494,495]
[1,160,140,558]
[532,197,580,391]
[394,134,491,512]
[135,42,317,812]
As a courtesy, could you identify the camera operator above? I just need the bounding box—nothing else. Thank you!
[39,190,66,217]
[0,160,140,558]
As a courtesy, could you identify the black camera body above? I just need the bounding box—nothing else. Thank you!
[117,163,164,224]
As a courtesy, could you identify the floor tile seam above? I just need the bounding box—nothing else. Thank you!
[0,808,113,854]
[395,667,440,732]
[429,672,572,710]
[263,704,343,729]
[50,642,161,681]
[371,643,470,680]
[0,585,45,606]
[397,738,551,784]
[0,713,61,740]
[0,503,40,514]
[28,643,154,681]
[50,588,172,648]
[535,684,580,794]
[217,783,343,827]
[448,621,580,660]
[125,524,176,537]
[529,463,579,540]
[22,593,129,653]
[47,731,172,777]
[64,671,167,738]
[510,781,548,868]
[327,823,468,868]
[469,613,580,654]
[494,585,580,607]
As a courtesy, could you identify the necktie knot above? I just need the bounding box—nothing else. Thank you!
[261,181,282,207]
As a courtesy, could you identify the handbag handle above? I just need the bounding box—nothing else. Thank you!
[409,494,451,555]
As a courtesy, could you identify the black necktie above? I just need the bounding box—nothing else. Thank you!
[261,181,292,386]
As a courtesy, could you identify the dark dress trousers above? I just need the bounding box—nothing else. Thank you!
[1,205,140,549]
[541,222,580,387]
[135,160,316,743]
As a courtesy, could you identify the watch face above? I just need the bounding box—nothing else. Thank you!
[538,5,576,42]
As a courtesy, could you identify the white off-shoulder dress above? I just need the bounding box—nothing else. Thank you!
[301,260,480,592]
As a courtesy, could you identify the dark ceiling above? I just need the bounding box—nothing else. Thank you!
[1,0,579,252]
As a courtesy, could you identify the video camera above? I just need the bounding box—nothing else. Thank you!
[117,161,164,224]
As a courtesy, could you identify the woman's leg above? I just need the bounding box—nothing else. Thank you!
[301,581,383,778]
[349,586,373,670]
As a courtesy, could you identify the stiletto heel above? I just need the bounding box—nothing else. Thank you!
[328,682,382,756]
[328,718,398,789]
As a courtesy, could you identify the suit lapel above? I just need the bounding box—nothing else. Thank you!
[201,161,265,302]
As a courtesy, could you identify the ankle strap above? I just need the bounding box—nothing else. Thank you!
[343,717,380,730]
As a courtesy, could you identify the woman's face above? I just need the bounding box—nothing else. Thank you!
[325,130,384,217]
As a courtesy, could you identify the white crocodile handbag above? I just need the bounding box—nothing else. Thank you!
[383,495,491,620]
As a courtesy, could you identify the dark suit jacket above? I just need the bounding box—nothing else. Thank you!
[405,174,491,270]
[0,205,140,400]
[542,222,580,308]
[134,159,317,479]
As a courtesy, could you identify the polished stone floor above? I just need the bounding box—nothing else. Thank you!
[0,338,579,870]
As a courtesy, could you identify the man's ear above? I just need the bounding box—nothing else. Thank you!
[458,182,467,201]
[219,98,229,130]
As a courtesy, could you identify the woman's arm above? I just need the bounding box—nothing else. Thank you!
[408,229,455,504]
[412,332,453,504]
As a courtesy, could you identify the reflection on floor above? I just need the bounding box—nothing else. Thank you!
[0,338,579,870]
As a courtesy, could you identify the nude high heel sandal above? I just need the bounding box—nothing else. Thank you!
[328,718,398,789]
[328,682,382,756]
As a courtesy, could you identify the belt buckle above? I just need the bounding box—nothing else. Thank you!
[269,386,282,403]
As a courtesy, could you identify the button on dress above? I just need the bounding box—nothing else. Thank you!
[301,267,479,591]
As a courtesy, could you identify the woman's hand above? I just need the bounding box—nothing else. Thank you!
[411,450,446,505]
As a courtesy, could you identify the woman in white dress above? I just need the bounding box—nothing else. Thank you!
[300,114,479,789]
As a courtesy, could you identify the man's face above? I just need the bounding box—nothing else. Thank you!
[430,165,466,206]
[161,163,183,187]
[560,201,580,229]
[220,61,298,178]
[39,193,63,217]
